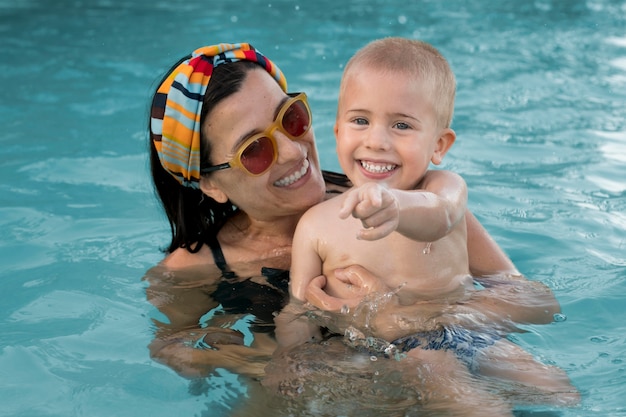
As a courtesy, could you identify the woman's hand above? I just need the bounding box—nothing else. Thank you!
[304,268,449,340]
[305,265,390,312]
[303,265,451,338]
[302,265,393,336]
[149,327,276,379]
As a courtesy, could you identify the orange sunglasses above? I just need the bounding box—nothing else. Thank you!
[201,92,311,176]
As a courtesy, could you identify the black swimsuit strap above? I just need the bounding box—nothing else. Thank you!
[206,171,346,276]
[205,232,290,334]
[206,233,237,278]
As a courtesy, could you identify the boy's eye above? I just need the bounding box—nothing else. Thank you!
[352,117,368,125]
[394,122,410,130]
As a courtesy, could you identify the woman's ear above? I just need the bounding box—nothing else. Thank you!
[431,128,456,165]
[199,177,229,203]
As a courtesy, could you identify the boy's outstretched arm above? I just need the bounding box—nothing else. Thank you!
[339,170,468,242]
[394,169,468,242]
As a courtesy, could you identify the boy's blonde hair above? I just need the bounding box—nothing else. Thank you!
[340,37,456,128]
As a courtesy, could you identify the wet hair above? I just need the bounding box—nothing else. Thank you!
[149,60,260,254]
[340,37,456,128]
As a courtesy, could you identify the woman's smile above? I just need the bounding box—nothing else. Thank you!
[274,157,311,187]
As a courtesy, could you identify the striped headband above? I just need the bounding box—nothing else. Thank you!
[150,43,288,188]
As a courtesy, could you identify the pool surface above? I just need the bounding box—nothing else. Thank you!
[1,0,625,416]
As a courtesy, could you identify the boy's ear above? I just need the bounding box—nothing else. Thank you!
[199,177,229,203]
[431,128,456,165]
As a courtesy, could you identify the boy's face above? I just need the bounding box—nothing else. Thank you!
[334,67,454,190]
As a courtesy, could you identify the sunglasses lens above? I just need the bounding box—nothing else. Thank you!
[240,136,275,175]
[282,99,310,137]
[236,96,309,176]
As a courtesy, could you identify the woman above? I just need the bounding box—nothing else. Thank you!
[145,43,560,381]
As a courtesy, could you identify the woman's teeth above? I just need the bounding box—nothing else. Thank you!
[274,159,310,187]
[360,160,396,173]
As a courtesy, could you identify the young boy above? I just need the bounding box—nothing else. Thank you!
[274,38,578,412]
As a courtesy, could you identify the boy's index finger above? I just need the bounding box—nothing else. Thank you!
[363,185,383,208]
[338,188,361,219]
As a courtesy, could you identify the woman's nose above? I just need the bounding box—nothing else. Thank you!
[274,129,303,162]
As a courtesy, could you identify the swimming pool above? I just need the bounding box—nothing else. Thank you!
[1,0,624,415]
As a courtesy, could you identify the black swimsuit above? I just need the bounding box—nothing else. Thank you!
[207,233,290,333]
[207,170,350,333]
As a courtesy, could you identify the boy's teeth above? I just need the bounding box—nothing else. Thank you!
[361,160,396,173]
[274,159,310,187]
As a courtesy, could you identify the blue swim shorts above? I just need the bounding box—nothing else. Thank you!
[345,326,500,373]
[392,326,500,371]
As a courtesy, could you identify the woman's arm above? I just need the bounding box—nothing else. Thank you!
[305,211,561,340]
[465,210,518,277]
[273,301,323,352]
[148,327,276,379]
[144,265,277,379]
[306,266,560,341]
[464,210,561,323]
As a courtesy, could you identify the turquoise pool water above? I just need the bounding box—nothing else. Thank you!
[1,0,625,415]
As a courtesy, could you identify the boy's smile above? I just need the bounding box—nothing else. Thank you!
[335,67,453,190]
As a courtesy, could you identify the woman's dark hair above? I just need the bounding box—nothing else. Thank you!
[149,60,260,254]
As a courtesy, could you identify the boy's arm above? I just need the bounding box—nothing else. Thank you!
[274,210,324,351]
[340,169,467,241]
[289,209,326,301]
[394,169,468,242]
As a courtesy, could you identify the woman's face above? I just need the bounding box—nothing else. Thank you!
[200,68,326,222]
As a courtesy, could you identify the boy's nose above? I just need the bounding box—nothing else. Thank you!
[364,127,391,151]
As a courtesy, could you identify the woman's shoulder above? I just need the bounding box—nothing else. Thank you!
[160,245,216,269]
[143,245,224,287]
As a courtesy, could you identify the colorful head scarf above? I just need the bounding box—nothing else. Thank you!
[150,43,288,188]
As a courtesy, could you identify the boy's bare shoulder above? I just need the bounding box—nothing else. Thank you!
[317,189,348,208]
[419,169,466,190]
[299,191,347,227]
